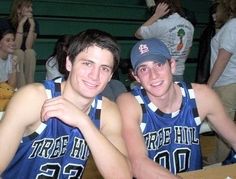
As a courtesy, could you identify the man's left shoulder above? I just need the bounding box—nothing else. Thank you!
[191,83,211,96]
[100,97,120,122]
[102,96,117,108]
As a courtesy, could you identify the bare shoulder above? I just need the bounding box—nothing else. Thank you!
[4,83,48,127]
[101,96,120,119]
[116,92,142,124]
[116,92,138,105]
[116,92,140,110]
[191,83,218,100]
[100,96,122,130]
[191,83,222,118]
[102,96,118,111]
[10,83,47,106]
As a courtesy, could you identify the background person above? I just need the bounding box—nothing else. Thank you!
[207,0,236,164]
[135,0,194,81]
[100,78,127,101]
[7,0,39,88]
[0,28,17,111]
[195,2,218,84]
[45,34,71,80]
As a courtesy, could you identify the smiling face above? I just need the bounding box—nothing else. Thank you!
[134,59,175,98]
[66,45,114,99]
[0,33,15,58]
[17,2,33,18]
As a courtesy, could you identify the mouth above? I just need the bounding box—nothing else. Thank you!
[83,80,99,89]
[6,47,15,52]
[151,80,163,87]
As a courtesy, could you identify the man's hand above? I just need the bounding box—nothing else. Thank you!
[41,96,89,128]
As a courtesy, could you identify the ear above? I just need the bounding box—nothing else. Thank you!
[132,70,141,83]
[170,58,176,74]
[108,73,113,82]
[66,57,72,72]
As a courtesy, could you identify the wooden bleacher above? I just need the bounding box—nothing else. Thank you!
[0,0,212,86]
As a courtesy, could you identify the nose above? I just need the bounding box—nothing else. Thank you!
[150,67,159,79]
[29,6,33,12]
[9,39,15,46]
[88,66,100,81]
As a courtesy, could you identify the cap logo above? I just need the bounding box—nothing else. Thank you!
[139,44,149,55]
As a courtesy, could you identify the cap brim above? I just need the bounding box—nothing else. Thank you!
[134,53,167,71]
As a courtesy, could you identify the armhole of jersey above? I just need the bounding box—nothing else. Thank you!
[22,123,47,142]
[133,94,146,132]
[21,83,53,142]
[45,89,52,99]
[185,82,202,126]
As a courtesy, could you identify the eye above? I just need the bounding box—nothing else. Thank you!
[82,61,92,67]
[138,66,147,72]
[6,38,11,42]
[157,63,163,67]
[154,62,164,70]
[101,66,111,73]
[155,62,163,67]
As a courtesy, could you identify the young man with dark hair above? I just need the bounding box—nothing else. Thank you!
[0,29,131,178]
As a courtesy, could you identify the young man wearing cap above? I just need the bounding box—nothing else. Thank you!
[116,38,236,178]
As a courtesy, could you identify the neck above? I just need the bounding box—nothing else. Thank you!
[149,83,182,113]
[61,81,94,113]
[0,51,8,60]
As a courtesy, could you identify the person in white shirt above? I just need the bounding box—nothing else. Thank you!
[0,28,17,111]
[207,0,236,164]
[45,35,71,80]
[135,0,194,81]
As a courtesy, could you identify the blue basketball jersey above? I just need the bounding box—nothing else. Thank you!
[2,80,102,179]
[131,81,202,174]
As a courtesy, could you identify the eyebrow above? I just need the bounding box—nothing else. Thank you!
[81,59,113,69]
[137,63,148,69]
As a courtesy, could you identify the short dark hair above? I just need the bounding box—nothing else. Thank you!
[67,29,120,73]
[0,28,14,40]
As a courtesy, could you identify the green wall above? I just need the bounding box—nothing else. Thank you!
[0,0,212,85]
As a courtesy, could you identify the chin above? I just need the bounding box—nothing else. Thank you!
[8,49,14,53]
[83,89,101,98]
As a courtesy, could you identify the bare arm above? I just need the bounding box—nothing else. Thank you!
[0,83,46,173]
[116,93,179,179]
[194,84,236,150]
[7,55,17,88]
[15,13,37,49]
[41,96,132,178]
[207,48,232,87]
[15,17,27,49]
[135,3,169,39]
[7,69,16,89]
[25,17,37,49]
[92,98,131,178]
